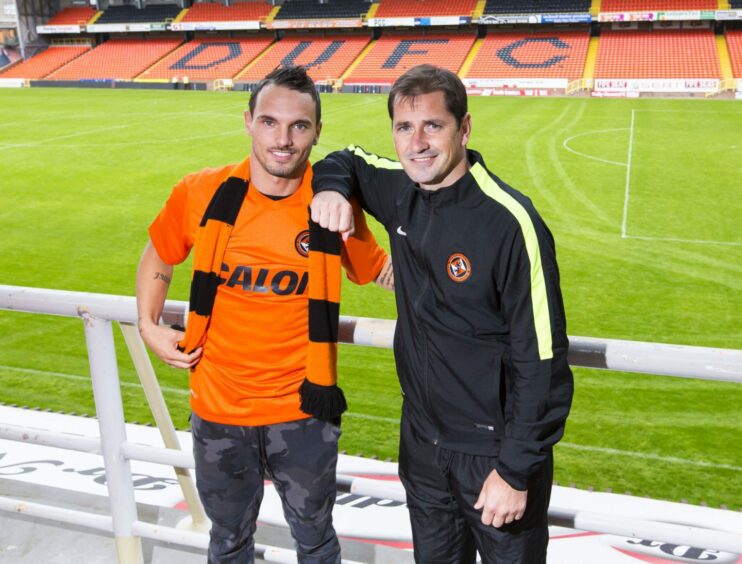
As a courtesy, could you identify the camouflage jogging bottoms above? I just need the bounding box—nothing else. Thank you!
[191,413,342,564]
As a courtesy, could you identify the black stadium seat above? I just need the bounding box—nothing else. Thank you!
[96,4,181,24]
[274,0,371,19]
[483,0,591,14]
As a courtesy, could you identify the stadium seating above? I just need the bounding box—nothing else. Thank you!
[45,6,97,25]
[374,0,478,18]
[0,45,90,79]
[344,33,475,84]
[482,0,591,14]
[465,31,589,80]
[600,0,717,10]
[47,38,183,80]
[95,4,181,24]
[140,36,272,81]
[237,34,370,82]
[731,0,742,8]
[726,30,742,78]
[182,2,272,22]
[274,0,371,19]
[594,30,720,78]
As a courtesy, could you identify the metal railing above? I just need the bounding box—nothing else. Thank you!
[0,284,741,562]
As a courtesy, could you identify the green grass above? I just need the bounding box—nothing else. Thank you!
[0,89,740,509]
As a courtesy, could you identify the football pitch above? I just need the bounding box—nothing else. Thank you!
[0,88,740,509]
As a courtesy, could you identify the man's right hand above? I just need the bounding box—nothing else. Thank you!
[138,320,202,369]
[310,191,355,241]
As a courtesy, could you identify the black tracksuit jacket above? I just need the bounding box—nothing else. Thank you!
[313,146,574,490]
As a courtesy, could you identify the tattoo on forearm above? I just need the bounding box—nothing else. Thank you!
[376,261,395,292]
[153,272,171,284]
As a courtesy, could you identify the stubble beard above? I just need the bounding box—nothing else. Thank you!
[255,149,306,180]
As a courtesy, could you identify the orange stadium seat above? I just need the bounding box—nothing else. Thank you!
[47,38,183,80]
[238,34,370,82]
[726,30,742,78]
[465,31,589,80]
[594,29,720,79]
[45,6,97,25]
[600,0,716,10]
[344,32,475,84]
[374,0,477,18]
[141,36,272,81]
[182,2,272,22]
[0,45,90,79]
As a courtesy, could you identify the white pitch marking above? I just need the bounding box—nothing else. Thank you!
[562,128,629,167]
[344,412,399,424]
[621,110,636,239]
[0,365,189,396]
[559,442,742,473]
[0,103,250,149]
[632,109,742,115]
[624,234,742,247]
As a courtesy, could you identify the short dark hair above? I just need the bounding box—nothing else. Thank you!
[387,64,468,126]
[249,66,321,124]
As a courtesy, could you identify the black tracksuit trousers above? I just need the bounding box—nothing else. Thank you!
[398,416,553,564]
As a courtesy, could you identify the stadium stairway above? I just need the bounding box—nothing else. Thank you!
[473,0,487,19]
[338,38,377,83]
[87,10,103,24]
[717,34,734,82]
[172,8,188,23]
[590,0,601,15]
[582,35,599,82]
[265,5,280,22]
[457,37,484,77]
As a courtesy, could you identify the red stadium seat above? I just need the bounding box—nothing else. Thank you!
[594,29,720,79]
[374,0,477,18]
[47,38,183,80]
[344,32,475,84]
[726,30,742,79]
[600,0,717,11]
[141,36,273,81]
[0,45,90,79]
[238,34,370,82]
[465,31,589,80]
[45,6,98,25]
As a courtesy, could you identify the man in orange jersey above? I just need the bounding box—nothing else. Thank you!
[136,66,392,564]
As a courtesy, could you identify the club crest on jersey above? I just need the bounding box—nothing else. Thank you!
[447,253,471,283]
[295,230,310,257]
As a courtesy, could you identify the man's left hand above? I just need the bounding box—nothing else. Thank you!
[473,468,527,528]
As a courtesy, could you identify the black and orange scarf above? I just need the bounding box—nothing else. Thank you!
[178,162,346,422]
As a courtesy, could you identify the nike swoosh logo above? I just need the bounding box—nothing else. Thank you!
[396,226,407,236]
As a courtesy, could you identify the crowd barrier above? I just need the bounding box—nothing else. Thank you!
[0,284,740,563]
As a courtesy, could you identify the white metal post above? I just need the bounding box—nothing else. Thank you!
[119,321,209,532]
[82,314,144,564]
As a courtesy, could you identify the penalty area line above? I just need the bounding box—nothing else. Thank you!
[621,109,635,239]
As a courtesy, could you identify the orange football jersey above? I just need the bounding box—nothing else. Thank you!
[149,158,386,426]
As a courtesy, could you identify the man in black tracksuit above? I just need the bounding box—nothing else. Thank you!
[311,65,573,563]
